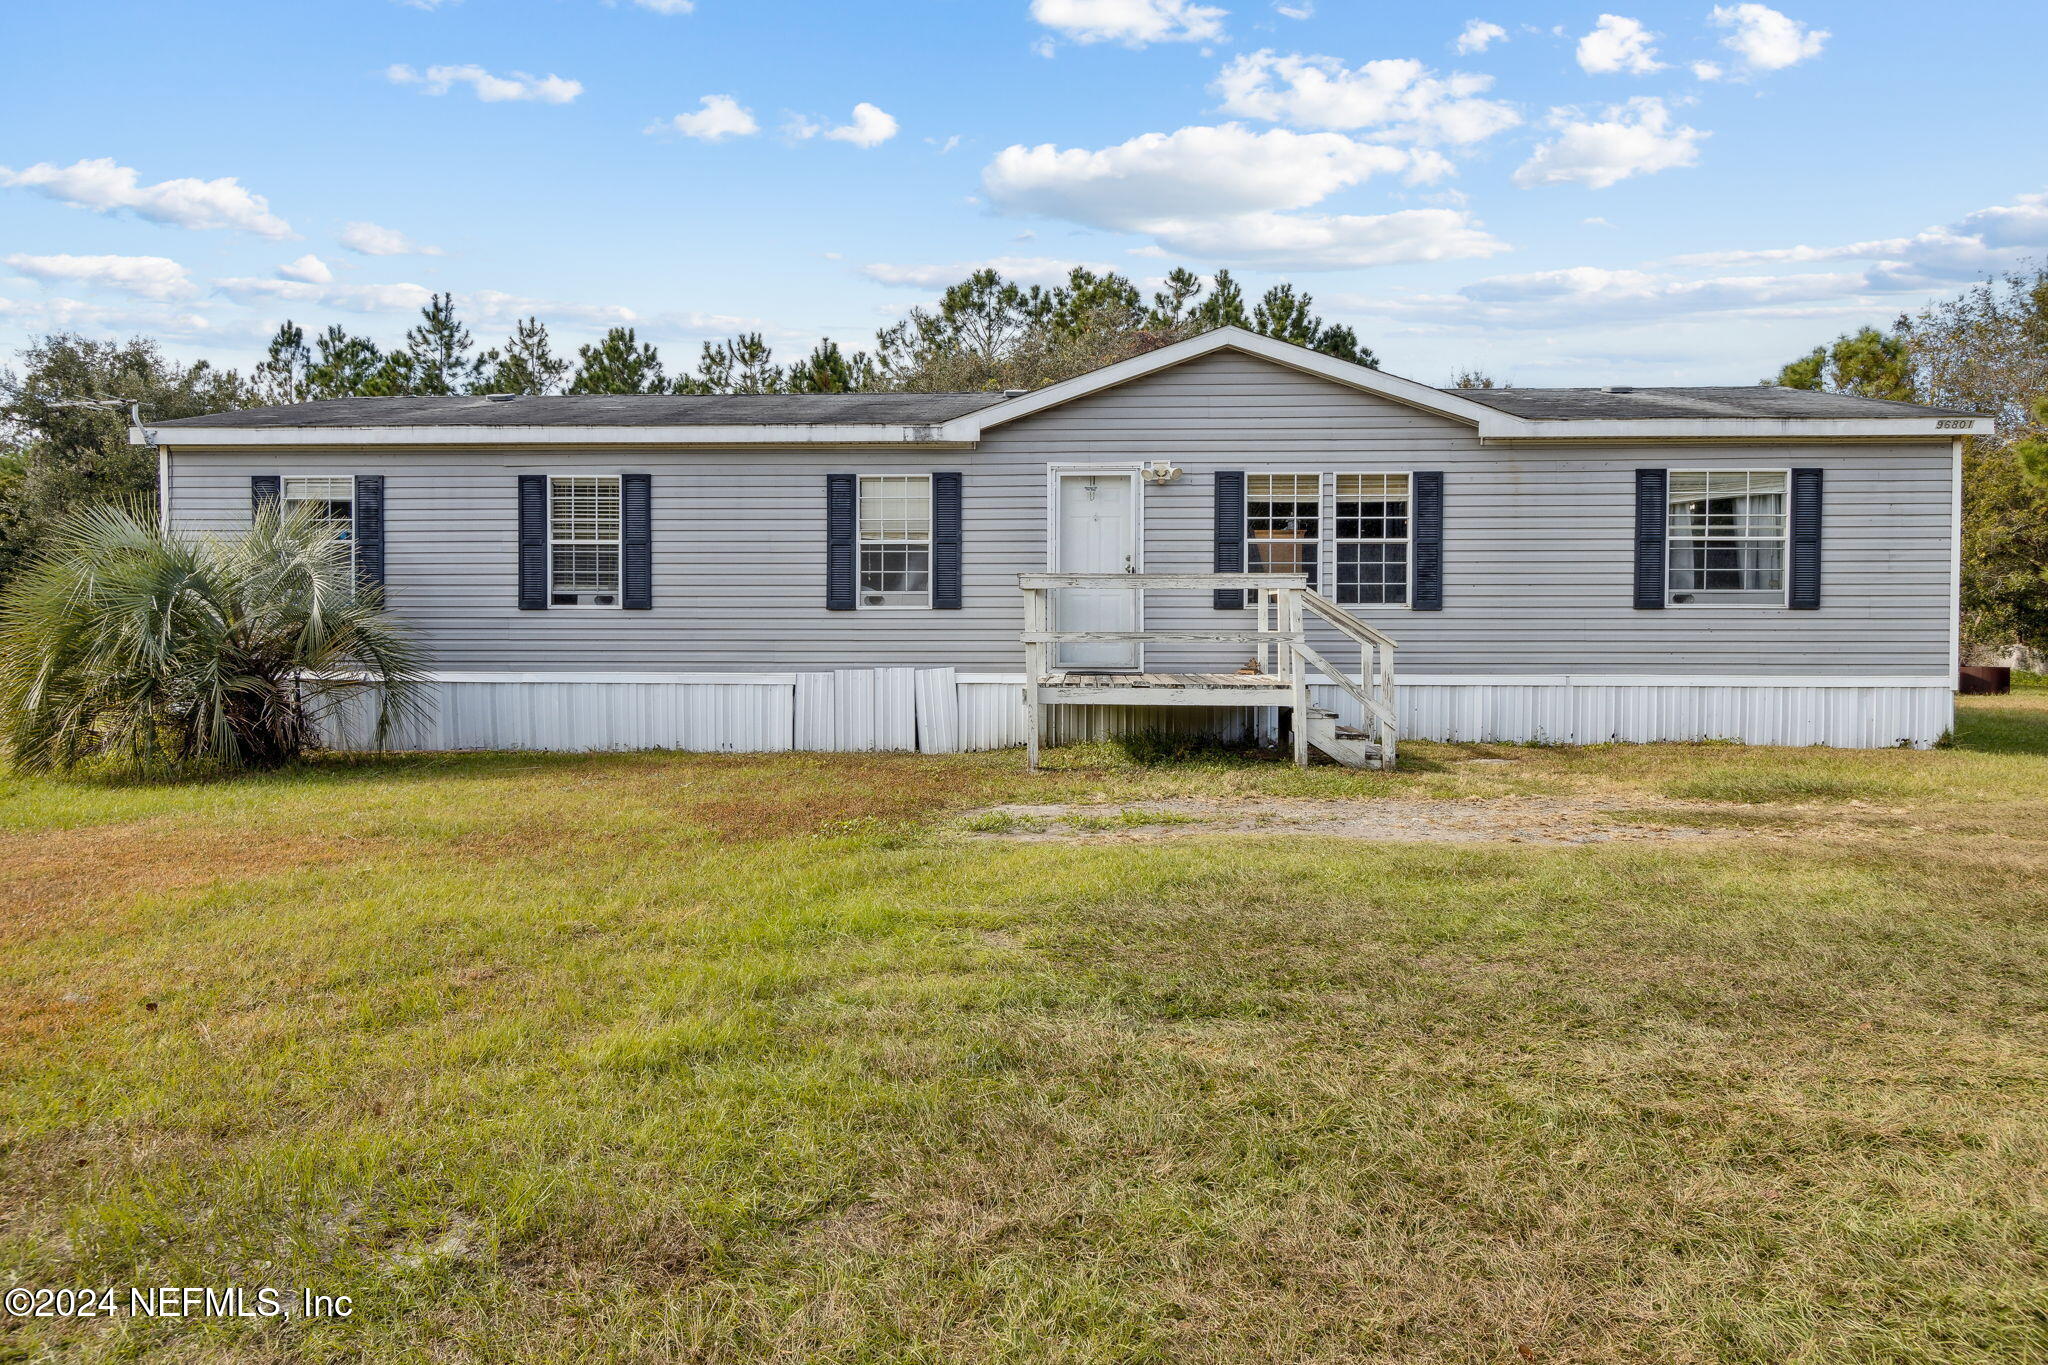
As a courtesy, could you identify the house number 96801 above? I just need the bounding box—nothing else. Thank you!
[1935,419,1975,429]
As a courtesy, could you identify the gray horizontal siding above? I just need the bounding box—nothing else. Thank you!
[164,350,1954,678]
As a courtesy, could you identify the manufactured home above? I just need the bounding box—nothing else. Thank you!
[141,328,1988,763]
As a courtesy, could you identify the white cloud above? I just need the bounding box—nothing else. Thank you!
[0,157,293,238]
[987,124,1413,226]
[1667,190,2048,285]
[1029,0,1227,47]
[215,276,437,314]
[1275,1,1313,17]
[276,253,334,284]
[3,253,195,300]
[463,290,637,327]
[1513,98,1705,189]
[826,102,899,147]
[1582,216,1615,227]
[0,294,215,337]
[1691,60,1725,81]
[654,94,759,142]
[788,102,899,147]
[1134,208,1509,269]
[385,63,583,104]
[1338,189,2048,336]
[339,221,445,257]
[1575,15,1664,75]
[1454,20,1506,54]
[1432,265,1871,325]
[982,123,1501,269]
[1214,51,1520,144]
[1709,4,1827,74]
[631,0,695,11]
[861,256,1118,288]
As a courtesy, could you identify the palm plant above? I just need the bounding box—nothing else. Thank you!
[0,502,428,773]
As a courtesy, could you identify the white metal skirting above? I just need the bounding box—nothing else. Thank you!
[320,672,1956,754]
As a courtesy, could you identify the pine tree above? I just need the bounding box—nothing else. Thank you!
[1146,268,1204,330]
[253,321,311,405]
[477,317,569,395]
[401,293,477,395]
[690,333,783,394]
[786,339,872,393]
[1252,283,1319,348]
[305,326,384,399]
[568,327,669,394]
[1192,270,1250,331]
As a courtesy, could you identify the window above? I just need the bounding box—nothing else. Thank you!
[1334,473,1410,606]
[1667,469,1787,606]
[1246,473,1321,587]
[858,475,932,608]
[549,475,621,607]
[283,476,355,565]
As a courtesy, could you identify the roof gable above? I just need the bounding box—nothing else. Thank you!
[956,329,1496,435]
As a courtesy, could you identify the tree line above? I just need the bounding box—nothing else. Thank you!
[247,266,1375,403]
[1767,264,2048,662]
[0,266,1368,584]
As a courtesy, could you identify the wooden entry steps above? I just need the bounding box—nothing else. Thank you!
[1018,573,1400,772]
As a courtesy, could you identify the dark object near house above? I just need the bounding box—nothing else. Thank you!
[1959,666,2011,694]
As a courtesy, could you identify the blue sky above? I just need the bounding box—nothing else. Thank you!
[2,0,2043,387]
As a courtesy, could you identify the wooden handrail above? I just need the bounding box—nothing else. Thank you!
[1298,589,1399,652]
[1017,572,1397,770]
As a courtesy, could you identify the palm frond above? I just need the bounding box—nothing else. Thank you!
[0,500,431,773]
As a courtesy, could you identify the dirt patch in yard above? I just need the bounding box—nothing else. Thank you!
[954,796,1811,846]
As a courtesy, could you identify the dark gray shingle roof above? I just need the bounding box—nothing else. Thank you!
[150,382,1982,430]
[1447,385,1982,420]
[150,392,1010,429]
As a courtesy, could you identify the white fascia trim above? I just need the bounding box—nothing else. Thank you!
[131,424,973,448]
[930,329,1992,444]
[1476,417,1987,443]
[130,325,1993,448]
[939,327,1502,438]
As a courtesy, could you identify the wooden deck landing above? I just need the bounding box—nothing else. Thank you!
[1033,672,1298,707]
[1049,672,1285,688]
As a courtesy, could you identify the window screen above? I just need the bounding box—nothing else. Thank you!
[1334,473,1410,606]
[1667,469,1787,605]
[549,475,621,606]
[283,476,355,566]
[1246,473,1320,586]
[859,475,932,607]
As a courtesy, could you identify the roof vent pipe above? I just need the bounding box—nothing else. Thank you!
[1003,388,1029,397]
[484,393,519,402]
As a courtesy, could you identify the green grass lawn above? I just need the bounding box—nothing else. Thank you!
[4,693,2047,1363]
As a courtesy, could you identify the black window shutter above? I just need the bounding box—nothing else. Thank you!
[517,474,548,610]
[826,473,857,610]
[1788,467,1822,610]
[1213,469,1246,609]
[621,472,652,610]
[1633,468,1668,609]
[353,475,385,593]
[251,474,280,518]
[1411,470,1445,611]
[932,471,963,609]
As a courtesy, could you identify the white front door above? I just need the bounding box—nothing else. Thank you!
[1053,470,1140,671]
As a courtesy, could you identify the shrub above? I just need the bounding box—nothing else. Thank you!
[0,503,427,773]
